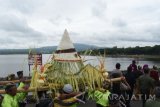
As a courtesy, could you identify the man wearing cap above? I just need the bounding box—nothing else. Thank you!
[1,83,28,107]
[54,84,81,107]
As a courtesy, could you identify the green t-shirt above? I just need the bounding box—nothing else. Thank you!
[1,92,26,107]
[89,90,110,107]
[138,75,154,90]
[1,82,27,107]
[17,82,27,102]
[2,94,19,107]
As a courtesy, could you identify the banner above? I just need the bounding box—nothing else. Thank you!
[28,53,42,65]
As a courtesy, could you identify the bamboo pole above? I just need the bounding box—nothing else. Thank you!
[3,76,122,85]
[0,86,49,94]
[0,80,31,85]
[0,77,122,94]
[105,77,123,83]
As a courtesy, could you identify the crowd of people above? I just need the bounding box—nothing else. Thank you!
[0,61,160,107]
[108,60,160,107]
[53,60,160,107]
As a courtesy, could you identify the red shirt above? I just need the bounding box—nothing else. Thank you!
[150,70,159,81]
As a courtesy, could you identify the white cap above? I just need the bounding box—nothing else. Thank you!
[63,84,73,94]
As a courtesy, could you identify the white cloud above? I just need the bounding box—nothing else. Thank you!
[0,0,160,49]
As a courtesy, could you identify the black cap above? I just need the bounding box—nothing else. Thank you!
[17,71,23,76]
[116,63,121,69]
[132,60,136,64]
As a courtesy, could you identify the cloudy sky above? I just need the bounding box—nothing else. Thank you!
[0,0,160,49]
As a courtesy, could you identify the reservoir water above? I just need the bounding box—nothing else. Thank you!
[0,54,160,77]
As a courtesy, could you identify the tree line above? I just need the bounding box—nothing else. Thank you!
[82,45,160,56]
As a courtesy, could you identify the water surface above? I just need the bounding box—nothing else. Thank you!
[0,54,160,77]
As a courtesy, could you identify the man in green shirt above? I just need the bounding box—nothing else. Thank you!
[54,84,80,107]
[137,68,155,107]
[1,82,28,107]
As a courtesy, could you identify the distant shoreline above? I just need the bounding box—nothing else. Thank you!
[0,54,160,59]
[85,54,160,60]
[106,55,160,59]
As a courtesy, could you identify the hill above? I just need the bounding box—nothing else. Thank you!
[0,43,99,54]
